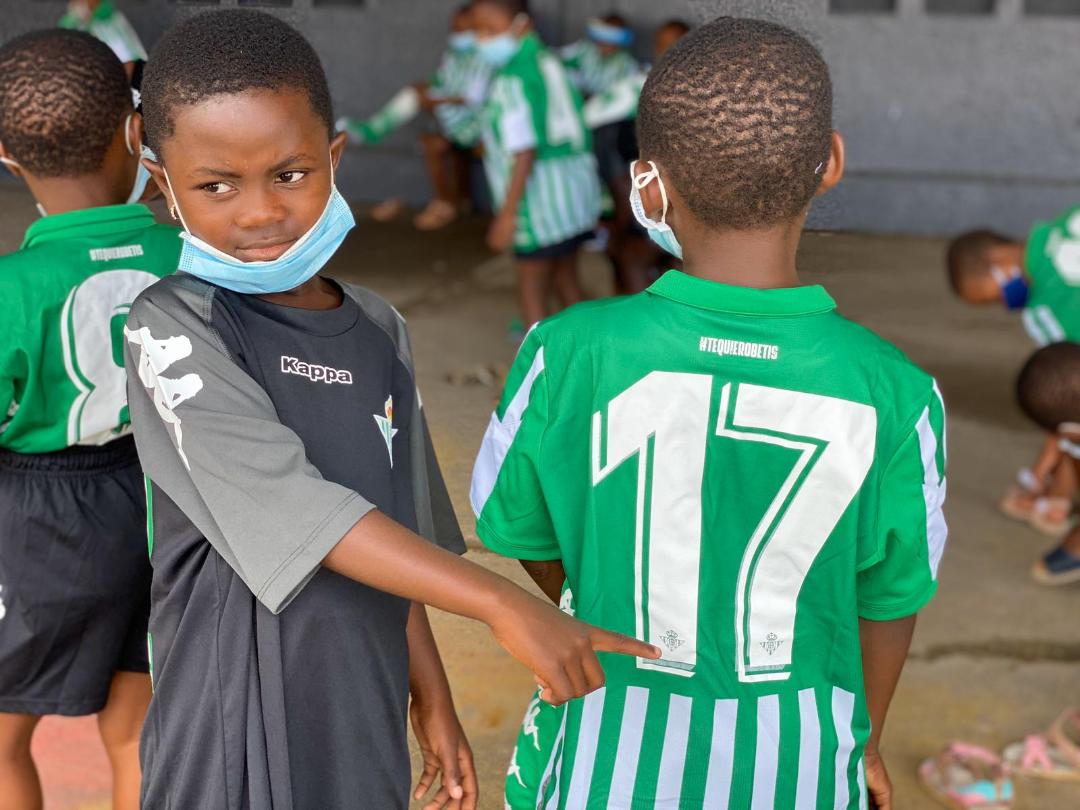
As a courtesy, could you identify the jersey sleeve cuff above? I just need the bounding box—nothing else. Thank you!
[857,580,938,622]
[255,493,376,615]
[476,516,560,561]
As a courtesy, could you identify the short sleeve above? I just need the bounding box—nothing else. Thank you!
[471,328,558,560]
[124,279,375,614]
[495,75,539,155]
[857,382,947,620]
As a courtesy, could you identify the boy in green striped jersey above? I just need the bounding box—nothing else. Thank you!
[0,29,178,810]
[473,18,947,809]
[337,3,491,229]
[472,0,602,327]
[947,217,1080,538]
[59,0,147,79]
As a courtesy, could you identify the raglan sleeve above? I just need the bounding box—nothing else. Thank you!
[856,380,948,620]
[123,282,375,614]
[470,327,559,560]
[496,75,539,155]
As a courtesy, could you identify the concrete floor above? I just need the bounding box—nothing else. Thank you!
[1,185,1075,808]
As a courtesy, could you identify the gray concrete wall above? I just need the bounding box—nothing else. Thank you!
[2,0,1078,237]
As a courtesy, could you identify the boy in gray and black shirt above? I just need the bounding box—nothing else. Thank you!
[129,11,657,809]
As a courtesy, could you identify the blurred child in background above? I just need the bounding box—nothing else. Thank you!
[59,0,146,80]
[948,214,1080,537]
[472,0,601,329]
[338,3,491,229]
[0,29,178,810]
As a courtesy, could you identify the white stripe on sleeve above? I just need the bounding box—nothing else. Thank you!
[915,389,948,578]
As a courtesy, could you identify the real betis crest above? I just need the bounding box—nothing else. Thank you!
[374,395,398,466]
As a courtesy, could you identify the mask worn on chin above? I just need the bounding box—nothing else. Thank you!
[124,114,152,205]
[991,265,1029,310]
[628,160,683,259]
[162,151,356,295]
[476,14,527,67]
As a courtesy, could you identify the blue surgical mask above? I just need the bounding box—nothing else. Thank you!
[448,31,476,53]
[628,160,683,259]
[124,115,152,205]
[992,265,1029,310]
[163,154,355,295]
[476,14,526,67]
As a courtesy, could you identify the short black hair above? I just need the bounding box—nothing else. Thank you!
[141,10,333,154]
[600,12,630,28]
[637,17,832,230]
[1016,342,1080,432]
[945,229,1014,295]
[473,0,527,16]
[0,29,130,178]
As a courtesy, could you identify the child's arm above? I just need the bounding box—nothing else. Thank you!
[488,149,536,253]
[1027,433,1064,491]
[519,559,566,605]
[406,602,476,809]
[858,615,917,810]
[323,511,650,705]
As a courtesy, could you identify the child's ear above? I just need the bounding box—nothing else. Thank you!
[126,112,145,156]
[0,141,24,179]
[330,131,348,172]
[634,160,667,221]
[142,154,173,213]
[816,131,845,196]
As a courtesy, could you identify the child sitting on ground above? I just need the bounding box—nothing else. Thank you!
[947,215,1080,536]
[338,2,491,229]
[128,11,656,808]
[0,28,178,810]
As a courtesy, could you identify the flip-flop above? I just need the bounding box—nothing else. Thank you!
[1031,546,1080,586]
[1030,497,1075,537]
[371,198,406,223]
[919,743,1014,809]
[1003,711,1080,781]
[413,199,458,231]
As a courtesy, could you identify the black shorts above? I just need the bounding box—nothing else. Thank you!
[593,118,638,190]
[514,230,594,261]
[0,436,150,716]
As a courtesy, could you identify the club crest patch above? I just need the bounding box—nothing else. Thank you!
[374,395,398,466]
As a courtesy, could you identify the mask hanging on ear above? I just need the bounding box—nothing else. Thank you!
[991,265,1029,310]
[124,114,152,205]
[628,160,683,259]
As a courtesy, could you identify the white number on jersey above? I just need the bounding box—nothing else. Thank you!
[538,52,585,152]
[591,373,876,683]
[61,269,161,445]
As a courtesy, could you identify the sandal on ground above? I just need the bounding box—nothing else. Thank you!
[1031,545,1080,586]
[1030,496,1074,536]
[371,198,406,223]
[999,485,1037,524]
[919,743,1014,809]
[413,199,458,231]
[1002,713,1080,781]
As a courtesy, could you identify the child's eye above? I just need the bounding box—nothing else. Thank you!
[198,181,235,195]
[278,171,307,184]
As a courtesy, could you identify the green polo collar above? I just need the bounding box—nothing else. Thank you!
[647,270,836,317]
[21,204,156,250]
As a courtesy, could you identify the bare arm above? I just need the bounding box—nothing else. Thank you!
[323,511,660,704]
[859,614,917,810]
[520,559,566,605]
[501,149,536,219]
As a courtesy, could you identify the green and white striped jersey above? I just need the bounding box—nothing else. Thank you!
[560,40,642,100]
[481,33,601,253]
[583,70,646,130]
[1022,205,1080,345]
[472,272,947,809]
[431,47,492,147]
[59,0,147,64]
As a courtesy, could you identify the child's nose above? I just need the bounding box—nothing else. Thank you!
[234,185,288,230]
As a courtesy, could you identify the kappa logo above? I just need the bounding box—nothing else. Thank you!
[280,356,354,385]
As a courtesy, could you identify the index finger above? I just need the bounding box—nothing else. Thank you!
[589,626,661,659]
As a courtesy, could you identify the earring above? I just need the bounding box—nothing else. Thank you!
[169,204,178,220]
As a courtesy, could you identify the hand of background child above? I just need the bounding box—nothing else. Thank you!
[486,210,516,253]
[410,697,478,810]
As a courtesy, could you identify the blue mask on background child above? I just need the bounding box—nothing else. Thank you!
[991,265,1029,310]
[476,15,527,67]
[628,160,683,260]
[163,155,355,295]
[448,31,476,53]
[586,19,634,48]
[124,115,152,205]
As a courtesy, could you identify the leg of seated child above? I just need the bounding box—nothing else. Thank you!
[96,672,152,810]
[0,713,42,810]
[414,133,459,230]
[516,256,554,327]
[552,249,584,310]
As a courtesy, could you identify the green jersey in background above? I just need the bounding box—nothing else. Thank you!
[0,204,179,453]
[481,32,601,253]
[1023,205,1080,344]
[560,39,641,100]
[473,272,947,809]
[59,0,147,64]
